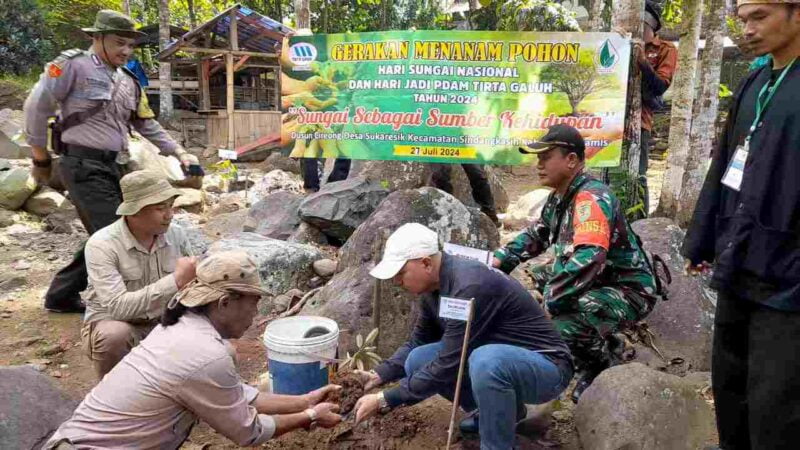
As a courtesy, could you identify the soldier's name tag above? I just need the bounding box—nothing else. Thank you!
[721,143,748,191]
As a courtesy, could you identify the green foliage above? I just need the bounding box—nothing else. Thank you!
[718,83,732,98]
[661,0,682,27]
[472,0,579,32]
[37,0,120,52]
[211,158,238,181]
[607,166,648,221]
[340,328,381,372]
[540,50,618,114]
[310,0,451,33]
[0,0,55,74]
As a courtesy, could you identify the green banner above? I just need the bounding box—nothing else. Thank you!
[281,30,630,167]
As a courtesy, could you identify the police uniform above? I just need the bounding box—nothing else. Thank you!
[23,10,186,312]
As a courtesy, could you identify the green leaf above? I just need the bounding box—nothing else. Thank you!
[356,359,365,371]
[365,328,379,346]
[356,334,363,348]
[599,40,615,68]
[719,83,733,99]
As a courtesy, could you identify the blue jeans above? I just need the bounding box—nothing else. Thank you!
[405,342,569,450]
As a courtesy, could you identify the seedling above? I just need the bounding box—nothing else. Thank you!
[339,328,381,372]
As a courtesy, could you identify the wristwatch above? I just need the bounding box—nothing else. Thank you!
[304,408,318,429]
[377,391,391,414]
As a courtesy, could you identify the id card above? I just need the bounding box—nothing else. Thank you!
[721,144,748,191]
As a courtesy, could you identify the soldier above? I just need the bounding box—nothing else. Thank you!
[492,124,659,402]
[23,10,200,313]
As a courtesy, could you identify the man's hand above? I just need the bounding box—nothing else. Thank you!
[491,257,502,269]
[354,393,380,424]
[178,151,200,169]
[354,370,383,391]
[684,259,712,276]
[632,41,649,68]
[305,384,342,407]
[312,402,342,428]
[174,256,198,288]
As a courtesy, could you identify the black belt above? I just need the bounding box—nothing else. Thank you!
[63,144,119,163]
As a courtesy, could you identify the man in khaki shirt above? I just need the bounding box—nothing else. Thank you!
[46,251,342,449]
[82,170,197,377]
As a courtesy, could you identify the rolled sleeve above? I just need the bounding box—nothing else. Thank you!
[177,356,276,446]
[85,242,179,322]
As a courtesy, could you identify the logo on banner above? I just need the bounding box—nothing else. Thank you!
[597,39,619,73]
[290,43,318,65]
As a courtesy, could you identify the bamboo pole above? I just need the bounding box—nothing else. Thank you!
[226,52,234,149]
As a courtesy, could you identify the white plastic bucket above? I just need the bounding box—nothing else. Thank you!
[263,316,339,395]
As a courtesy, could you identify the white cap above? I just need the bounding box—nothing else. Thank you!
[369,223,440,280]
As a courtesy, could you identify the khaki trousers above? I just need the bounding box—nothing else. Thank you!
[82,320,154,379]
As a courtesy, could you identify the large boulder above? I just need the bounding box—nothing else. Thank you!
[632,218,716,372]
[203,209,249,240]
[339,187,500,269]
[0,109,27,159]
[127,135,185,182]
[0,365,77,449]
[298,177,390,243]
[261,152,301,175]
[251,169,303,199]
[354,161,509,213]
[0,168,36,210]
[502,188,551,230]
[172,217,211,256]
[575,363,716,450]
[23,187,72,217]
[209,232,324,296]
[249,191,303,240]
[304,187,500,355]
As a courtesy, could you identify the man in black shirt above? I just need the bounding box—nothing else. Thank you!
[682,1,800,448]
[352,223,572,449]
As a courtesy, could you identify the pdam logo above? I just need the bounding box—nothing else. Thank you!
[289,42,318,65]
[596,39,619,73]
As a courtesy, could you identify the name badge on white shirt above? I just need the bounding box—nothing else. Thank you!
[721,143,749,191]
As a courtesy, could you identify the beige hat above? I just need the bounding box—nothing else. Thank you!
[168,251,268,309]
[738,0,800,7]
[116,170,183,216]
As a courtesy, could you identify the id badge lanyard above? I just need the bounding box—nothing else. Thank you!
[722,58,796,191]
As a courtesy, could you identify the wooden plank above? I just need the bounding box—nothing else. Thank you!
[226,52,235,149]
[230,9,239,51]
[199,59,210,110]
[233,55,250,71]
[177,47,278,58]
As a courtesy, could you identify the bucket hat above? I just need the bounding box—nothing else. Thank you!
[116,170,183,216]
[82,10,146,38]
[168,251,268,309]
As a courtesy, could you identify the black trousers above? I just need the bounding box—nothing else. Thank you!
[712,288,800,449]
[301,158,351,191]
[430,163,496,213]
[639,129,651,214]
[44,156,124,309]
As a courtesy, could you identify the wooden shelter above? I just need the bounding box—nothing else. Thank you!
[157,4,293,150]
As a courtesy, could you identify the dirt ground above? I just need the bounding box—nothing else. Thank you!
[0,163,670,449]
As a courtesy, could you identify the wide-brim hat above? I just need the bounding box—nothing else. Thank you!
[737,0,800,7]
[116,170,183,216]
[82,9,146,38]
[169,251,268,309]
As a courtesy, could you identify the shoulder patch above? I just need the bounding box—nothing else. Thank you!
[47,63,63,78]
[572,191,610,250]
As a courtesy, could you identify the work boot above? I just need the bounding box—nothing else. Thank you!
[570,362,609,404]
[459,404,527,436]
[44,296,86,314]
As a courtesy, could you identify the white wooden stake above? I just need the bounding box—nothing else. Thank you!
[445,298,475,448]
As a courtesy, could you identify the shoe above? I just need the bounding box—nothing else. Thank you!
[459,405,527,436]
[570,363,609,404]
[44,296,86,313]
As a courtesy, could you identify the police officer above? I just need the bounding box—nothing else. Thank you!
[24,10,199,313]
[491,125,659,402]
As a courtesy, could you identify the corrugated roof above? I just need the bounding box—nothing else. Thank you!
[158,4,293,60]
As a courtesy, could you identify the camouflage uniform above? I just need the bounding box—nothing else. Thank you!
[495,172,657,370]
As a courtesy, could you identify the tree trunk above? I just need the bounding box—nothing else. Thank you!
[187,0,197,28]
[676,0,726,227]
[158,0,174,121]
[468,0,479,30]
[295,0,311,29]
[591,0,605,31]
[122,0,131,17]
[611,0,645,177]
[656,0,703,218]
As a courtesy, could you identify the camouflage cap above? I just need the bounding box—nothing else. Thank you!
[82,10,146,38]
[738,0,800,7]
[169,251,267,309]
[116,170,183,216]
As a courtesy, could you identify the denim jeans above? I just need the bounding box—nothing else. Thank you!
[405,342,569,450]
